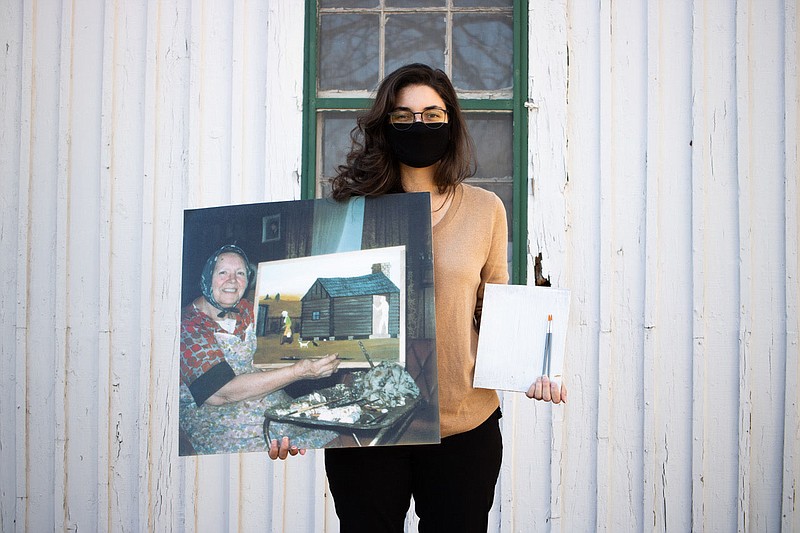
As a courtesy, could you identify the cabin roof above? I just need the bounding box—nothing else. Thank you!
[311,272,399,298]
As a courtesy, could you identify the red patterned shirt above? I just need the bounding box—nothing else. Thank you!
[180,299,254,405]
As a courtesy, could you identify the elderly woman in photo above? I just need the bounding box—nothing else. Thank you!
[179,244,340,455]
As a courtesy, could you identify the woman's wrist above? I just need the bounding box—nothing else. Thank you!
[289,361,303,381]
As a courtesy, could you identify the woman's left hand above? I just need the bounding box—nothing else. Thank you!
[526,376,567,404]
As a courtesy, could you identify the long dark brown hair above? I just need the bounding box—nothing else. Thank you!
[330,63,476,200]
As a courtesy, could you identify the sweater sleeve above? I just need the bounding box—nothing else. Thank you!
[474,193,510,329]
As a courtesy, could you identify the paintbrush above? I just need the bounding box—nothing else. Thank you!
[541,314,552,376]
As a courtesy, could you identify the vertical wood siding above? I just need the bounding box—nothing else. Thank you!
[526,1,799,532]
[0,1,796,531]
[783,4,799,532]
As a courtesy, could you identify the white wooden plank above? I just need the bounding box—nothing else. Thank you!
[140,1,158,527]
[689,3,708,532]
[241,0,269,202]
[264,0,306,202]
[186,0,234,208]
[596,0,613,528]
[60,1,106,530]
[284,451,323,531]
[140,0,182,529]
[782,1,800,530]
[739,1,790,529]
[561,3,602,531]
[194,454,233,532]
[526,1,569,531]
[0,0,22,527]
[54,0,73,529]
[603,1,649,530]
[97,0,116,528]
[228,454,241,532]
[184,2,209,527]
[179,456,198,533]
[230,0,271,204]
[230,0,245,203]
[13,0,35,531]
[642,2,659,527]
[528,0,568,288]
[240,452,271,531]
[186,0,203,210]
[692,2,741,531]
[735,1,754,530]
[645,2,695,531]
[104,0,148,529]
[194,0,234,207]
[22,1,62,529]
[143,0,190,530]
[270,454,288,532]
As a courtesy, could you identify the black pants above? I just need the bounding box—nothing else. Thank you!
[325,408,503,533]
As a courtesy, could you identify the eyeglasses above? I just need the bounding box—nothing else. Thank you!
[387,107,448,130]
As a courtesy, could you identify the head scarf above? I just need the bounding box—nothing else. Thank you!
[199,244,254,317]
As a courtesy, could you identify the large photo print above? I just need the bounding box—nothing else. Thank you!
[179,194,438,456]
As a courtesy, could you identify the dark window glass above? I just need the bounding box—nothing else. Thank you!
[465,112,513,243]
[319,14,380,91]
[385,14,447,74]
[319,110,360,198]
[454,0,512,6]
[386,0,446,6]
[466,112,513,179]
[452,14,513,91]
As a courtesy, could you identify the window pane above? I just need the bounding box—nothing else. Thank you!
[319,14,380,91]
[386,0,445,6]
[320,0,378,7]
[452,14,513,91]
[319,110,360,198]
[385,14,446,75]
[453,0,512,6]
[466,112,512,179]
[465,111,513,244]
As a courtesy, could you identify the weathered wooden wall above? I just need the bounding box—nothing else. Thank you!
[526,1,799,531]
[0,1,797,532]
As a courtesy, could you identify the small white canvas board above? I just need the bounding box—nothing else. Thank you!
[473,284,570,393]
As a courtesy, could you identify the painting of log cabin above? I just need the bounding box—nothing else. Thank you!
[252,246,406,369]
[301,271,400,340]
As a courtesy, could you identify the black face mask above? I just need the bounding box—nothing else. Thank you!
[385,122,451,168]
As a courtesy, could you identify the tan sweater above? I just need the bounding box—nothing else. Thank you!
[433,183,509,438]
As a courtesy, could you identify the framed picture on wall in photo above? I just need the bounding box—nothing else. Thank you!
[261,213,281,243]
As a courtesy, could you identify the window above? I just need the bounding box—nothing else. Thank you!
[302,0,528,283]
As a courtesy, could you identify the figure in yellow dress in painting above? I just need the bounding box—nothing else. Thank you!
[280,310,293,345]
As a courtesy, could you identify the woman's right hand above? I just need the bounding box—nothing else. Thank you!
[291,353,341,380]
[268,436,305,460]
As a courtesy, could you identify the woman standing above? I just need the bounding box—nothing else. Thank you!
[275,64,566,531]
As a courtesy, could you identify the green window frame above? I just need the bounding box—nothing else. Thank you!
[301,0,529,284]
